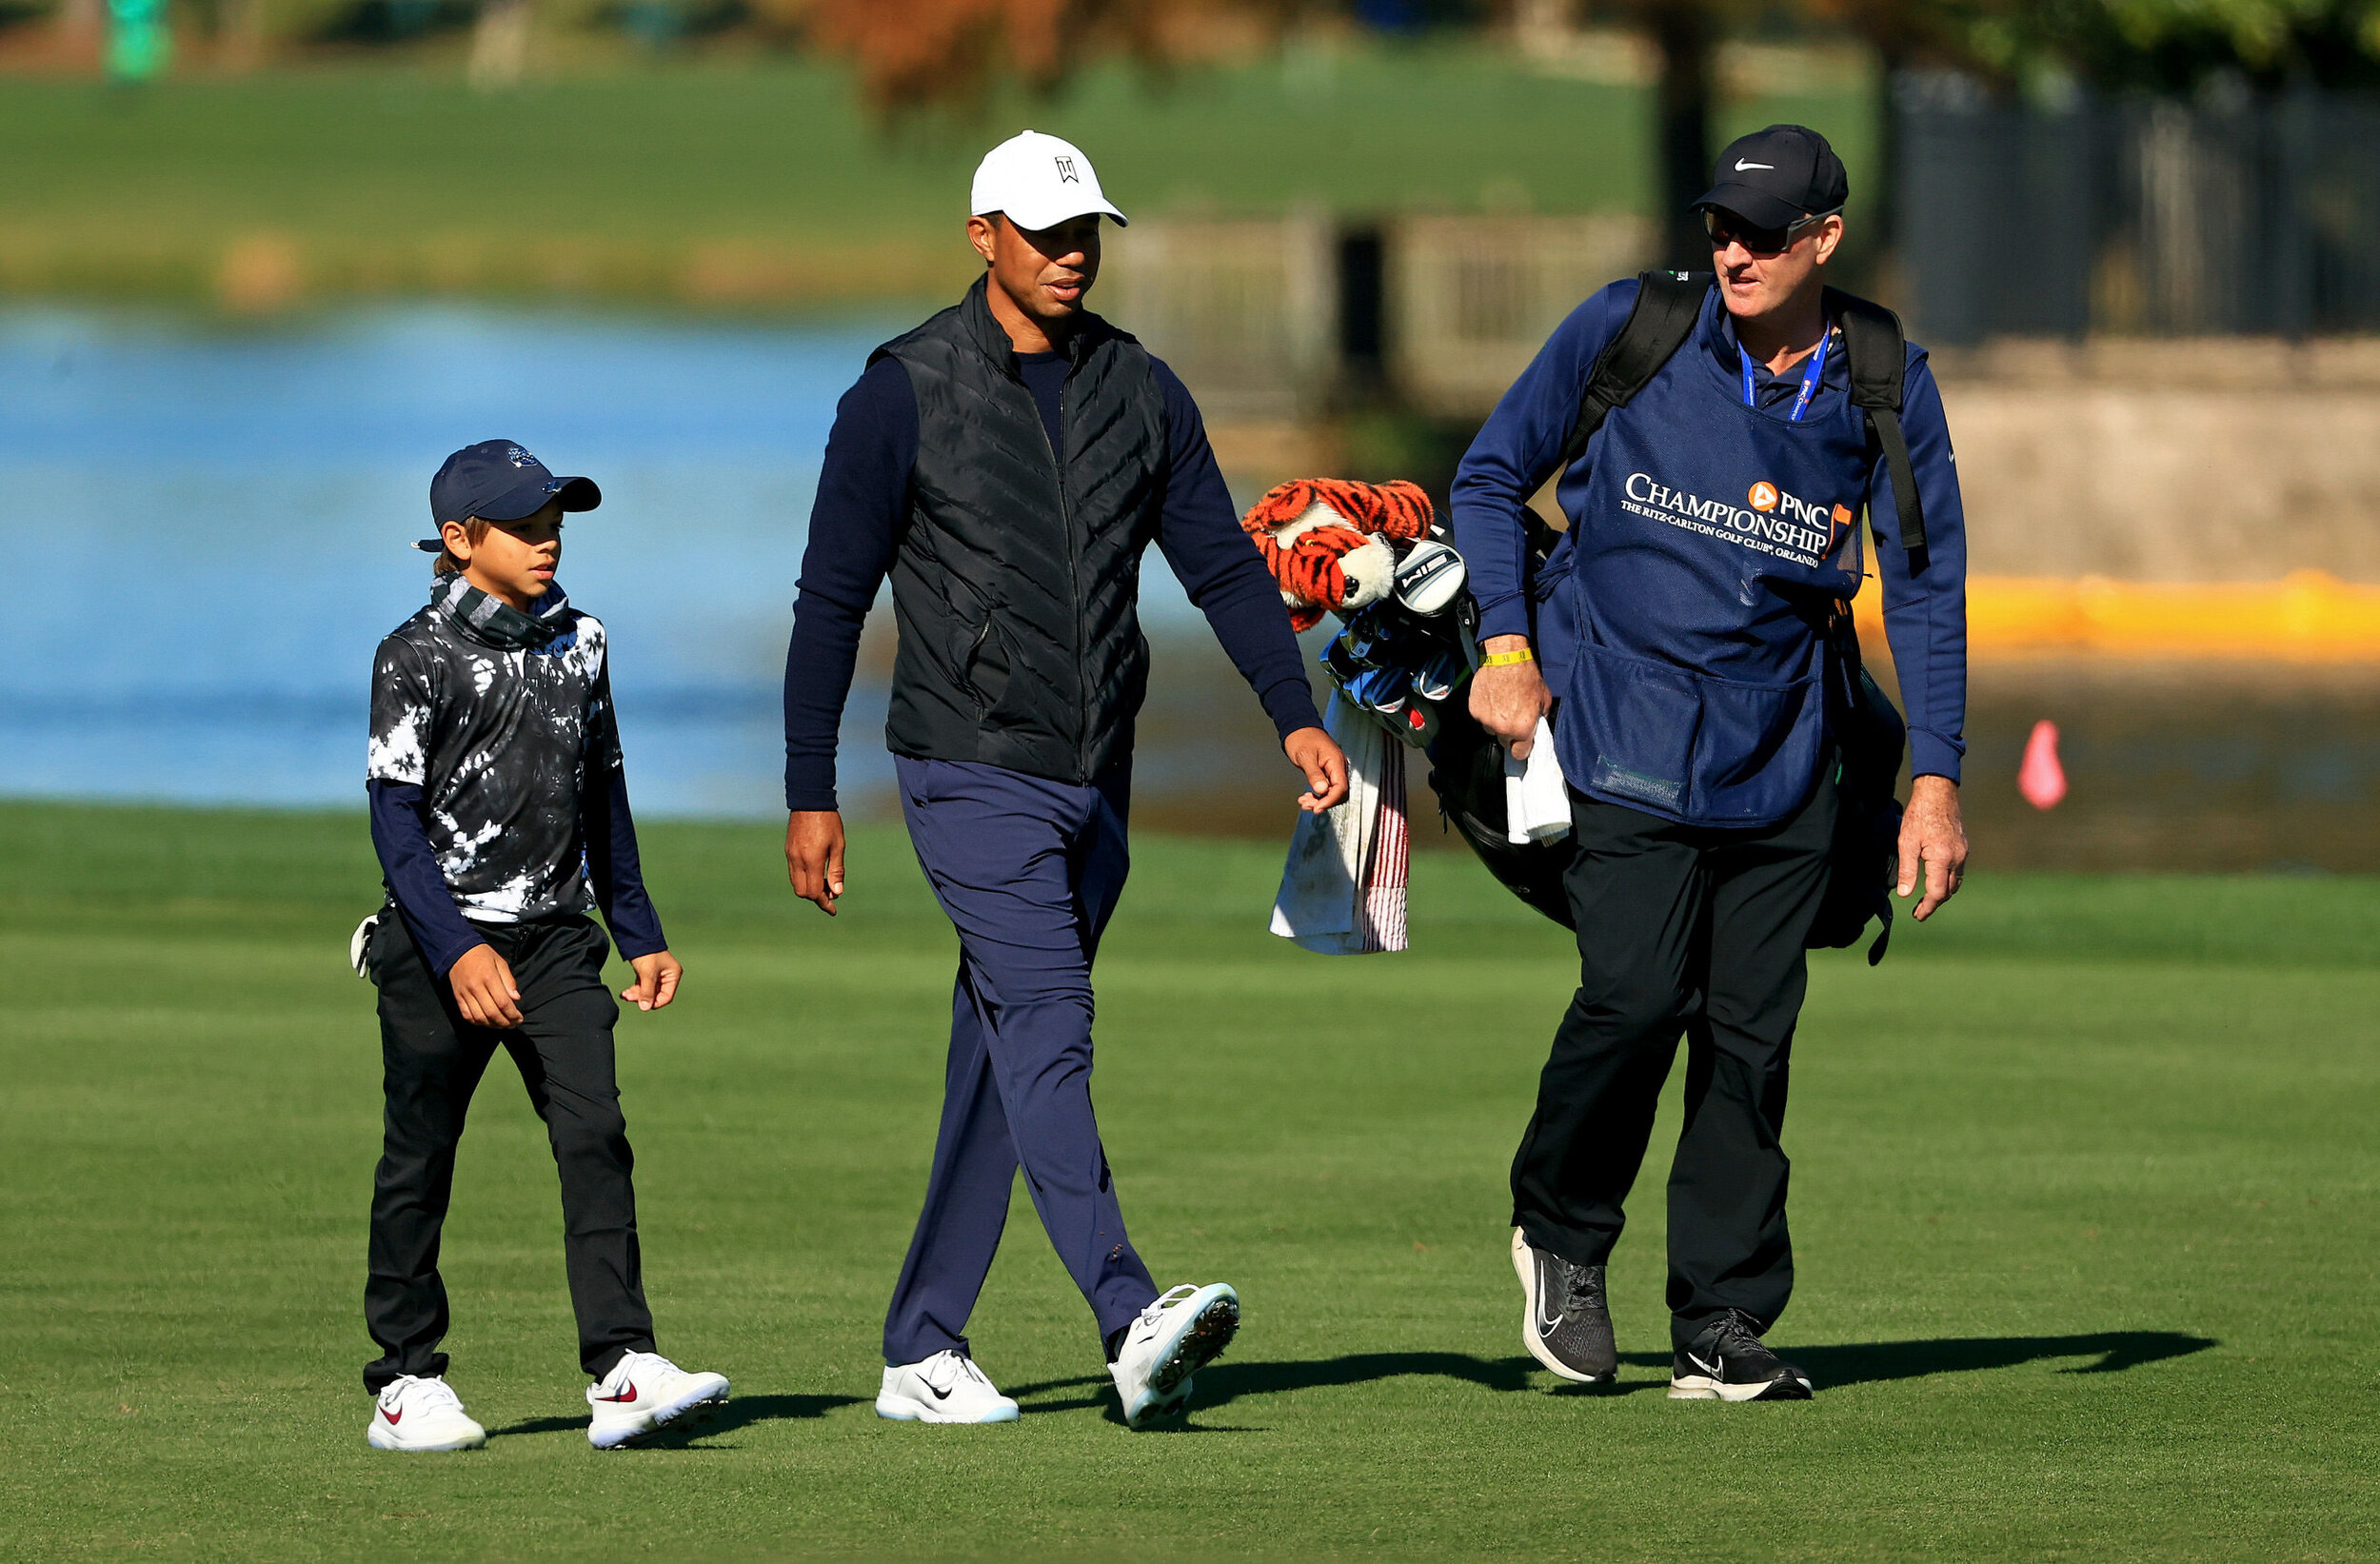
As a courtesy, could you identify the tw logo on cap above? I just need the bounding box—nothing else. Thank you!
[1055,156,1080,184]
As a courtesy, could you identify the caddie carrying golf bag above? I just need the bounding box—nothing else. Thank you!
[1422,268,1925,964]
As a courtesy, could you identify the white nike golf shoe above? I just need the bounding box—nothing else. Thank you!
[585,1351,731,1449]
[367,1375,486,1452]
[876,1349,1021,1424]
[1108,1282,1240,1430]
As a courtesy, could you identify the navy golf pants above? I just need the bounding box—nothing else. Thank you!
[882,756,1160,1365]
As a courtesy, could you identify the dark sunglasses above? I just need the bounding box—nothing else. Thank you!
[1702,207,1835,255]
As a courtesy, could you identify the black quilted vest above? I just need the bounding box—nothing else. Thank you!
[876,275,1168,784]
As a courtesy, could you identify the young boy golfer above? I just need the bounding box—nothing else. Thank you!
[357,439,728,1451]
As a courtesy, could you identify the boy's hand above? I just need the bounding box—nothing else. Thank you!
[623,950,682,1011]
[786,810,846,916]
[448,943,523,1028]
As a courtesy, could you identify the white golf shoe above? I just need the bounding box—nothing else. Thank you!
[1108,1282,1240,1430]
[367,1375,486,1452]
[586,1351,731,1449]
[875,1350,1021,1424]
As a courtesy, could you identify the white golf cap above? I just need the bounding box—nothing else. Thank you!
[970,129,1128,231]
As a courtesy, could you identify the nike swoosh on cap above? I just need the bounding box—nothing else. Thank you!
[1735,160,1775,170]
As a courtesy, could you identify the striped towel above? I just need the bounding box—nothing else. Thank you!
[1269,692,1410,955]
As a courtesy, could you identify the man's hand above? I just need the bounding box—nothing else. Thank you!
[1285,725,1350,813]
[1897,774,1968,921]
[1469,634,1554,758]
[623,950,682,1012]
[786,809,846,916]
[448,942,522,1028]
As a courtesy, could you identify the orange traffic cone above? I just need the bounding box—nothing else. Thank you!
[2019,720,2067,811]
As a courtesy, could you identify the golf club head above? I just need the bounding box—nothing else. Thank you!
[1389,696,1440,749]
[1395,537,1467,617]
[1344,663,1409,716]
[1320,633,1371,690]
[1411,650,1467,703]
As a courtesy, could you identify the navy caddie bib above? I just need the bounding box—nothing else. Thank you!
[1548,288,1872,828]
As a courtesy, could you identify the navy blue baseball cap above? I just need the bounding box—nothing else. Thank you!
[414,439,602,553]
[1692,125,1849,230]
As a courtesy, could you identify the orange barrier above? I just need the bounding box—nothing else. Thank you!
[1853,570,2380,661]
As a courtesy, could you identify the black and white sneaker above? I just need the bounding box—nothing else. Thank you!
[1510,1229,1616,1385]
[1669,1310,1814,1401]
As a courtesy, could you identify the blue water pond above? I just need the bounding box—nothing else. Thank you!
[0,304,1211,819]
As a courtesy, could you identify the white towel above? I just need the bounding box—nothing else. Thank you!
[1504,717,1572,844]
[1269,692,1410,954]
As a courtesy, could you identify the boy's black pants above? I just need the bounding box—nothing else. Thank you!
[363,913,655,1392]
[1510,771,1836,1353]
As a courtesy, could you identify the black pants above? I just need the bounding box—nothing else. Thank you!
[1510,772,1835,1352]
[363,913,654,1392]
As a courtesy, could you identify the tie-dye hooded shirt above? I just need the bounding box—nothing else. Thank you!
[367,578,618,924]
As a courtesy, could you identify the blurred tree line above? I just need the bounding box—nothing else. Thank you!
[29,0,2380,78]
[802,0,2380,263]
[30,0,797,74]
[21,0,2380,183]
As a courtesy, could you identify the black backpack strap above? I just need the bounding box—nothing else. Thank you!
[1556,269,1709,472]
[1827,287,1926,558]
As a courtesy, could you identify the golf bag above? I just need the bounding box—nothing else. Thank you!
[1421,505,1578,928]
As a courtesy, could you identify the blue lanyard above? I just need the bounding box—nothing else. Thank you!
[1739,326,1831,423]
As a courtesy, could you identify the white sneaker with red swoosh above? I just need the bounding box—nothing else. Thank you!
[367,1375,486,1452]
[586,1351,731,1449]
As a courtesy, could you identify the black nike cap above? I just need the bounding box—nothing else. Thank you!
[1691,124,1849,230]
[415,439,602,553]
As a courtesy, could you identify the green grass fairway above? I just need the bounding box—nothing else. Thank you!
[0,49,1868,302]
[2,801,2374,1560]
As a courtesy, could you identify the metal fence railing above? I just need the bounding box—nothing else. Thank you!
[1898,74,2380,344]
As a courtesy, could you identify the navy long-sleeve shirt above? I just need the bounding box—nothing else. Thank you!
[369,770,665,978]
[1450,280,1969,782]
[783,346,1320,812]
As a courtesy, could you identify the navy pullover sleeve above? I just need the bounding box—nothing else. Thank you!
[367,779,486,978]
[783,345,1320,811]
[783,355,916,812]
[1867,355,1969,782]
[1451,279,1967,782]
[367,744,667,979]
[1448,281,1642,643]
[581,672,668,958]
[1146,356,1321,742]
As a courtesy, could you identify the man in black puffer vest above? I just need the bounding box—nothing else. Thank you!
[783,130,1348,1430]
